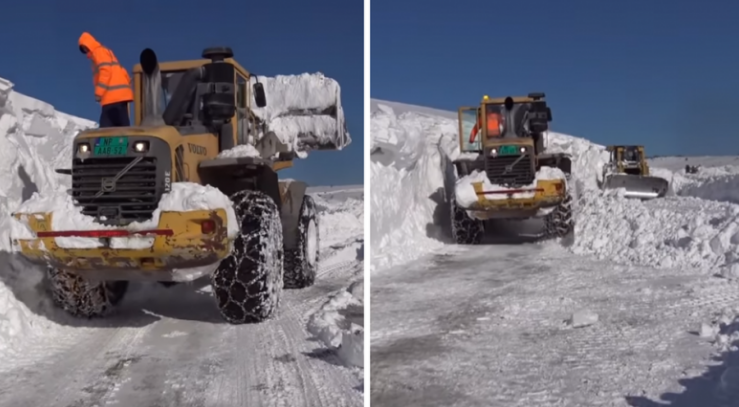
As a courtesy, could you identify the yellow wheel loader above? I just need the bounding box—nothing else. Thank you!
[11,47,348,324]
[449,93,574,244]
[599,145,668,200]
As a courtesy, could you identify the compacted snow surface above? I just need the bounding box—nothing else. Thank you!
[370,98,739,406]
[0,79,364,405]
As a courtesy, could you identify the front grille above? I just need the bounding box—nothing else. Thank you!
[485,154,535,187]
[71,157,160,224]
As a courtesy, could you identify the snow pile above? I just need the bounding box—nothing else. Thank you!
[217,144,260,158]
[305,186,364,368]
[307,282,364,368]
[0,78,96,356]
[11,183,239,250]
[248,73,351,157]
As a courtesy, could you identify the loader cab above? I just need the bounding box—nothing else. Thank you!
[457,93,552,154]
[131,47,268,154]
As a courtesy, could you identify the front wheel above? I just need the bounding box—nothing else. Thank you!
[47,268,128,317]
[543,192,574,239]
[450,196,484,245]
[212,190,284,324]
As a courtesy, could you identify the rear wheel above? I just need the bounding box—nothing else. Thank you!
[212,190,284,324]
[284,195,319,289]
[47,268,128,317]
[450,196,484,244]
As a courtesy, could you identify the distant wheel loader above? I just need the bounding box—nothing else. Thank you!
[11,47,347,324]
[449,93,575,244]
[599,145,669,199]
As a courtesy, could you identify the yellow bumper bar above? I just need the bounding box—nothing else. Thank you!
[12,209,231,272]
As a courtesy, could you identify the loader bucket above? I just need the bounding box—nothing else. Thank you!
[601,174,669,200]
[249,73,351,152]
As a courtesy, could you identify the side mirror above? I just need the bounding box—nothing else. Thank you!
[252,76,267,108]
[546,107,552,121]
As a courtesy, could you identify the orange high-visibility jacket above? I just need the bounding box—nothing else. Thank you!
[469,111,502,143]
[78,32,133,106]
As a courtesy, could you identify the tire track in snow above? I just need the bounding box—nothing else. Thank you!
[0,253,362,406]
[371,244,734,407]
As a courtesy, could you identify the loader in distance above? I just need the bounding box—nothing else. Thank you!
[599,145,669,199]
[11,47,348,324]
[449,93,575,245]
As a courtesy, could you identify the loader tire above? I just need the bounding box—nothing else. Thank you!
[544,192,574,239]
[451,196,483,245]
[47,268,128,318]
[284,195,319,289]
[212,190,284,324]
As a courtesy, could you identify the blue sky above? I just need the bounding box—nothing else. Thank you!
[0,0,363,186]
[372,0,739,156]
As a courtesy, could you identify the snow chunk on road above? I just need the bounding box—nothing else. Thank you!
[568,309,599,328]
[12,182,238,249]
[217,144,260,158]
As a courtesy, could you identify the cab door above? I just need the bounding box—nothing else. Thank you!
[458,106,481,152]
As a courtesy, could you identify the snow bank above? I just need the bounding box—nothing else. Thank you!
[12,182,239,250]
[370,102,459,271]
[248,73,351,157]
[0,77,96,356]
[307,281,364,368]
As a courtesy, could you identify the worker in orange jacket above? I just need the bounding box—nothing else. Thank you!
[78,32,134,128]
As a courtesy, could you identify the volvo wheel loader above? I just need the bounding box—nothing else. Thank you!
[11,47,347,324]
[599,145,669,199]
[449,93,574,244]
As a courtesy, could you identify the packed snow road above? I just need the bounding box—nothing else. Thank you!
[371,243,739,407]
[0,187,364,407]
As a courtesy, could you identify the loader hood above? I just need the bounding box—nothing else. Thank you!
[78,32,102,58]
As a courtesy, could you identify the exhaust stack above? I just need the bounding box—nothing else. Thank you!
[139,48,165,126]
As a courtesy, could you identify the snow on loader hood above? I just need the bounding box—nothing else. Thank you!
[248,72,351,158]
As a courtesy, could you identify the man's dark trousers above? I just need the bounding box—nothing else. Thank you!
[99,102,130,128]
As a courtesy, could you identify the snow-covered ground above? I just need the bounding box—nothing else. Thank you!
[0,79,363,405]
[370,98,739,406]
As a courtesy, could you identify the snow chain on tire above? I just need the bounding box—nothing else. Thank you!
[284,195,320,289]
[212,190,284,324]
[47,268,128,318]
[450,196,484,245]
[544,192,574,239]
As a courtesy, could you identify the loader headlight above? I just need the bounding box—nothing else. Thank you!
[520,146,527,153]
[78,143,90,153]
[133,141,149,152]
